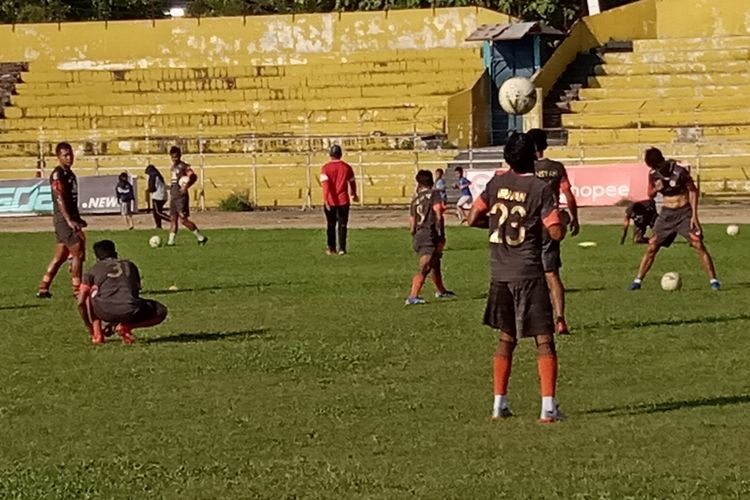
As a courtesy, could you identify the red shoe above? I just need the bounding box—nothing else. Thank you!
[556,317,570,336]
[116,324,136,345]
[90,325,105,345]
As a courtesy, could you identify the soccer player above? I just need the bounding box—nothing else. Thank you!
[167,146,207,246]
[116,172,135,230]
[467,132,567,423]
[37,142,87,298]
[321,144,359,255]
[78,240,168,345]
[145,164,170,229]
[630,148,720,290]
[405,169,455,305]
[621,198,658,245]
[527,129,579,336]
[453,166,472,223]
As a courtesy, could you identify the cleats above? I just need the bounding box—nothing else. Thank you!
[338,250,347,255]
[710,280,721,291]
[36,290,52,299]
[405,296,426,306]
[198,236,208,246]
[491,407,513,420]
[556,317,570,336]
[629,281,641,290]
[116,324,136,345]
[538,406,566,424]
[434,290,456,299]
[326,248,337,256]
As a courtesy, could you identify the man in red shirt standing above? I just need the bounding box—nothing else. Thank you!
[321,145,359,255]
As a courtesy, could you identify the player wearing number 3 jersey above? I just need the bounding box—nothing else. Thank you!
[468,133,567,424]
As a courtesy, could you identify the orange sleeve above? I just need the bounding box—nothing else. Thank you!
[543,209,562,228]
[472,196,489,213]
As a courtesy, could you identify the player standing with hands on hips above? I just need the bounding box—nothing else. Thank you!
[629,148,720,290]
[37,142,87,298]
[320,145,358,255]
[167,146,207,247]
[468,133,567,423]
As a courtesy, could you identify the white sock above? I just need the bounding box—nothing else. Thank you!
[541,396,556,416]
[634,277,642,284]
[193,229,204,240]
[493,395,508,412]
[168,232,176,244]
[710,278,719,284]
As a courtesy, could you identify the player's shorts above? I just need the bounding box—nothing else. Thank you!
[170,189,190,218]
[541,237,561,272]
[93,298,168,325]
[413,235,445,256]
[483,278,554,338]
[457,195,472,210]
[652,204,701,248]
[54,218,85,248]
[120,201,134,216]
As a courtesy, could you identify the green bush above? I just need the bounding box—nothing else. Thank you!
[218,191,255,212]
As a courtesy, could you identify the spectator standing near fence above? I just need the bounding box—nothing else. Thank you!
[116,172,135,230]
[145,164,170,229]
[454,166,472,224]
[320,145,359,255]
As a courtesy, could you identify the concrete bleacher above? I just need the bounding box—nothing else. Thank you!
[548,34,750,195]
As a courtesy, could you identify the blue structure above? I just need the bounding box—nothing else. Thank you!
[467,22,564,145]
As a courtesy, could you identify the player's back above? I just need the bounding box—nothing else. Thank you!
[87,258,141,308]
[321,160,354,206]
[534,158,567,196]
[410,189,442,240]
[483,172,556,281]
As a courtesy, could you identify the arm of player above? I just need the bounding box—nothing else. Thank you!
[647,176,662,198]
[467,195,490,228]
[687,176,701,232]
[560,175,580,236]
[183,167,198,192]
[433,200,446,238]
[542,184,566,242]
[77,284,94,331]
[347,165,359,203]
[620,215,631,245]
[320,167,331,210]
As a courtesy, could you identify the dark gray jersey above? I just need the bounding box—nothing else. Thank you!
[410,188,444,243]
[83,258,142,315]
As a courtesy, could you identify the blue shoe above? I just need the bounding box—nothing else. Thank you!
[629,281,641,290]
[710,280,721,291]
[405,296,426,305]
[435,290,456,299]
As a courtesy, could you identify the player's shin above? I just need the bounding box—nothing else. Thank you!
[536,337,559,419]
[492,335,515,419]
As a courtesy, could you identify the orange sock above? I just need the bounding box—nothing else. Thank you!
[537,355,558,397]
[410,274,426,297]
[493,354,512,395]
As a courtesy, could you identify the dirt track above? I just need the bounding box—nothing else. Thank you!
[1,205,749,233]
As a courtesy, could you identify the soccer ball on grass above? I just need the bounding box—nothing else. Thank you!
[660,272,682,291]
[149,235,162,248]
[726,224,739,236]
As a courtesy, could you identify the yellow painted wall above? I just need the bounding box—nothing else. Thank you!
[0,7,510,70]
[656,0,750,38]
[446,70,491,148]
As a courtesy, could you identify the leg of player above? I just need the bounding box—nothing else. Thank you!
[690,238,720,290]
[168,214,179,246]
[631,239,660,290]
[117,300,168,344]
[545,271,568,335]
[430,250,455,299]
[324,206,337,255]
[406,254,432,305]
[337,205,349,255]
[69,239,85,297]
[535,334,563,423]
[492,332,516,420]
[180,216,207,245]
[37,244,70,298]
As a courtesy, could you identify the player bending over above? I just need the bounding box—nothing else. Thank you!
[621,199,657,245]
[630,148,719,290]
[167,146,207,246]
[468,133,567,423]
[405,170,455,305]
[78,240,168,345]
[37,142,87,298]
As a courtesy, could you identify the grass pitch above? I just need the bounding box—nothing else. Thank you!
[1,224,748,499]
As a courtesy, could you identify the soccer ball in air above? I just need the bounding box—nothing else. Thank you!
[149,235,162,248]
[726,224,739,236]
[498,77,537,115]
[178,176,191,188]
[660,272,682,291]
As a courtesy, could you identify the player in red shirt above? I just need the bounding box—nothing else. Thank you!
[320,145,358,255]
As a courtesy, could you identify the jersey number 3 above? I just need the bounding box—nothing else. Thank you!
[489,202,527,246]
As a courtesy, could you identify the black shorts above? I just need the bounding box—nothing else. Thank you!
[170,190,189,218]
[541,237,561,272]
[413,236,445,256]
[483,278,554,338]
[54,219,85,248]
[652,205,701,248]
[93,299,167,325]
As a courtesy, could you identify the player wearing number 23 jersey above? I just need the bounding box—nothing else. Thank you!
[468,133,566,424]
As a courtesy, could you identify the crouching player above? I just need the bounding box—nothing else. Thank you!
[78,240,168,344]
[468,133,567,423]
[621,198,657,245]
[405,170,455,305]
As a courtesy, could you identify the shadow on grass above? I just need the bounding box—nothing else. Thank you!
[145,282,274,296]
[584,313,750,331]
[567,287,606,293]
[587,394,750,416]
[0,304,42,311]
[144,328,269,344]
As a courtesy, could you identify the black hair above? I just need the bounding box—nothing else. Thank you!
[503,133,536,174]
[644,147,665,169]
[169,146,182,156]
[93,240,117,260]
[526,128,548,153]
[435,168,444,175]
[55,142,72,155]
[454,166,464,175]
[415,169,434,187]
[330,144,343,159]
[118,172,129,181]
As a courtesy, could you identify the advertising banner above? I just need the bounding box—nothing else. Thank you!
[466,163,650,207]
[0,175,137,217]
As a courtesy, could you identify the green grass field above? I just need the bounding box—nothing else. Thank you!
[1,224,749,499]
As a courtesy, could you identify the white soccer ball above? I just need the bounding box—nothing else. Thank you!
[149,235,162,248]
[660,272,682,291]
[726,224,739,236]
[498,77,537,115]
[178,175,191,188]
